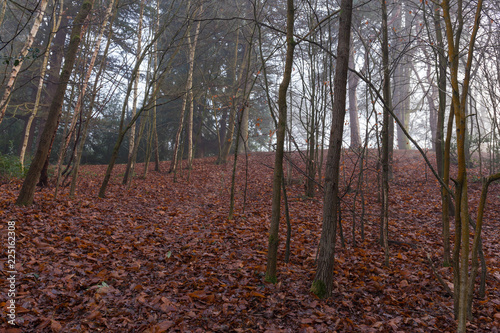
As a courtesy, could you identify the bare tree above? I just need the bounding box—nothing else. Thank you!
[0,0,49,124]
[441,0,484,330]
[310,0,353,298]
[265,0,295,284]
[16,0,93,206]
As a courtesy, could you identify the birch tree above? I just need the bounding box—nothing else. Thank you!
[169,1,202,174]
[98,1,186,197]
[123,0,146,185]
[54,0,116,196]
[19,0,64,169]
[16,0,93,206]
[0,0,49,124]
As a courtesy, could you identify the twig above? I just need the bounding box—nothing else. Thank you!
[388,239,417,249]
[426,253,453,296]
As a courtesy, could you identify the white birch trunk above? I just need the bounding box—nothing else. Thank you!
[19,0,65,169]
[128,0,146,169]
[187,10,202,170]
[0,0,49,124]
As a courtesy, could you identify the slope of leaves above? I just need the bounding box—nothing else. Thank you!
[1,150,500,332]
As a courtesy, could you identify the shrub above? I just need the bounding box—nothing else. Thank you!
[0,153,28,182]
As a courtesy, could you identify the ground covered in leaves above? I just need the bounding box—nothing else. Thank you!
[1,150,500,332]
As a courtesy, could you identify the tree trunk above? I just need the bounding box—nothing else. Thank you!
[310,0,353,298]
[0,0,7,27]
[153,0,161,172]
[143,111,153,178]
[35,13,69,184]
[432,4,451,264]
[123,0,146,184]
[187,11,202,171]
[55,0,115,195]
[380,0,392,266]
[237,105,249,154]
[69,111,91,197]
[468,173,500,316]
[216,28,242,164]
[169,83,189,173]
[16,0,93,206]
[305,39,317,198]
[69,5,116,197]
[393,9,410,150]
[265,0,295,284]
[169,1,200,174]
[348,33,361,149]
[98,4,176,197]
[442,0,484,330]
[19,0,65,169]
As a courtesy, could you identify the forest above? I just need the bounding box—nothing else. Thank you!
[1,0,500,331]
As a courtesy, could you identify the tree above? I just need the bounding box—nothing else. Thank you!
[216,25,245,165]
[265,0,295,284]
[0,0,49,124]
[347,33,361,149]
[35,12,70,187]
[186,5,203,173]
[441,0,484,330]
[310,0,353,298]
[98,3,186,198]
[169,1,202,174]
[16,0,93,206]
[70,7,118,197]
[380,0,392,266]
[19,0,65,169]
[122,0,146,185]
[427,0,452,265]
[54,0,117,197]
[392,2,411,150]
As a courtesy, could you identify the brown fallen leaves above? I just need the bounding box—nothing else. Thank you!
[1,150,500,332]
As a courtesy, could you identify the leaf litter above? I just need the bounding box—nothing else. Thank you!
[0,150,499,332]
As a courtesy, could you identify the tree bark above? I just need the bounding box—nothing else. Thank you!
[0,0,7,28]
[467,173,500,316]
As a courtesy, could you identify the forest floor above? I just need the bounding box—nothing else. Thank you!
[1,149,500,332]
